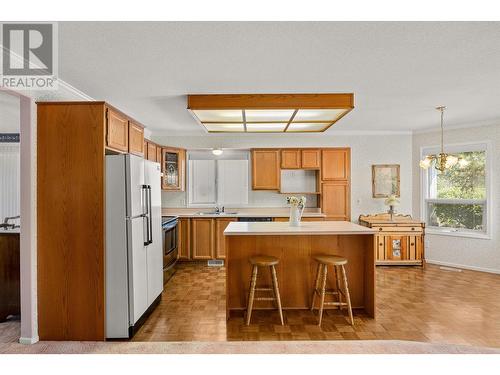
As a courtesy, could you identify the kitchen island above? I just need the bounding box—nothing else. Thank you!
[224,221,376,318]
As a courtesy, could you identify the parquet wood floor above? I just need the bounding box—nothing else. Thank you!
[133,262,500,348]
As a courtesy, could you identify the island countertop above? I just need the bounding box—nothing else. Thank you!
[224,221,376,236]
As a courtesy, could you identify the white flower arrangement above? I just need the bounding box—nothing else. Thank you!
[384,194,400,206]
[286,195,307,208]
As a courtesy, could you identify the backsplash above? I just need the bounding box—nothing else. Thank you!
[162,190,317,208]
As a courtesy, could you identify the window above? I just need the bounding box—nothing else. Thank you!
[422,143,490,237]
[187,150,249,207]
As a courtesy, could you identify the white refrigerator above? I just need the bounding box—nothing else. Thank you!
[105,154,163,338]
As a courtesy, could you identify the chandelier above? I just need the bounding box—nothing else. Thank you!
[419,106,461,172]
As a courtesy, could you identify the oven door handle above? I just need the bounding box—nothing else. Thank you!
[162,220,178,231]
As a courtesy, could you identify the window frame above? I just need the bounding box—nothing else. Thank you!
[420,141,492,239]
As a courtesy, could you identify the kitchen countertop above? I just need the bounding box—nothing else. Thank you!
[161,207,326,218]
[0,228,20,234]
[224,221,376,236]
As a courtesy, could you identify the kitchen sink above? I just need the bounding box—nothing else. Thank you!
[196,211,238,216]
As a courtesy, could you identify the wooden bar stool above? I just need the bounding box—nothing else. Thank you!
[311,255,354,326]
[246,255,284,326]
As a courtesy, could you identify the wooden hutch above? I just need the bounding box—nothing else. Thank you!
[359,213,425,266]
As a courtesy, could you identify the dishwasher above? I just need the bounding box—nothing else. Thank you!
[237,217,273,222]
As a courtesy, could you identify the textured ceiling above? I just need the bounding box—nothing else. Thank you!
[57,22,500,135]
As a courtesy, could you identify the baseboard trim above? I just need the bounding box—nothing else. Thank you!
[19,336,39,345]
[426,259,500,275]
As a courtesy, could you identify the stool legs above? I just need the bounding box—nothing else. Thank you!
[245,265,258,326]
[271,265,284,325]
[340,265,354,326]
[335,266,343,311]
[317,264,328,326]
[310,263,322,311]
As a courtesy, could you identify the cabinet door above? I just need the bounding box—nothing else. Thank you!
[385,235,409,261]
[162,148,186,191]
[147,142,157,162]
[321,149,350,181]
[376,235,386,261]
[128,121,144,156]
[252,149,280,190]
[215,218,237,259]
[191,219,214,260]
[143,140,148,159]
[301,149,321,169]
[281,149,301,169]
[156,147,162,164]
[178,218,191,260]
[321,182,350,220]
[106,109,129,152]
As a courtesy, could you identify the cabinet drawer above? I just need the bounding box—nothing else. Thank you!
[374,226,423,233]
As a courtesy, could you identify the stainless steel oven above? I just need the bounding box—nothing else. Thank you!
[162,216,178,284]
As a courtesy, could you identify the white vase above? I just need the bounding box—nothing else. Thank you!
[289,206,303,227]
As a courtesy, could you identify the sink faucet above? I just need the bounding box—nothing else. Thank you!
[0,215,20,229]
[214,206,225,214]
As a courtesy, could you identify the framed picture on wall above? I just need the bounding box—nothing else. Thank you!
[372,164,400,198]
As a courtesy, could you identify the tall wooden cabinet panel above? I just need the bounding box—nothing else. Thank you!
[178,218,191,260]
[252,149,280,190]
[191,219,215,260]
[156,147,162,164]
[281,149,301,169]
[321,149,350,181]
[215,218,237,259]
[146,141,157,162]
[321,182,350,220]
[301,149,321,169]
[162,147,186,191]
[128,121,144,156]
[106,108,129,152]
[37,102,106,340]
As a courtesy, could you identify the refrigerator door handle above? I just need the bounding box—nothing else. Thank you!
[141,184,149,216]
[147,185,153,245]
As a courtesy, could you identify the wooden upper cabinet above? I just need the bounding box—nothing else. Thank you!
[301,149,321,169]
[128,121,144,156]
[106,108,129,152]
[281,149,301,169]
[146,141,157,162]
[156,147,162,164]
[321,149,350,181]
[191,219,214,260]
[252,149,280,190]
[321,182,350,221]
[162,147,185,191]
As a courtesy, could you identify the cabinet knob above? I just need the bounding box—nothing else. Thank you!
[411,243,414,246]
[379,243,383,246]
[379,228,383,231]
[411,227,415,231]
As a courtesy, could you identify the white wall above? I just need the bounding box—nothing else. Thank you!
[412,123,500,273]
[154,133,413,221]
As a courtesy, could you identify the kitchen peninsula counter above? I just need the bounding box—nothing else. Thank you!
[224,221,376,318]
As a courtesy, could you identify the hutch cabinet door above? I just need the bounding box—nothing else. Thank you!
[321,149,350,181]
[385,235,409,261]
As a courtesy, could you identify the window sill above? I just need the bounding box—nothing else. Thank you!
[426,228,491,240]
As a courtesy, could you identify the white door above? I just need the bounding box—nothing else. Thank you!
[144,160,164,304]
[128,216,149,324]
[127,154,146,218]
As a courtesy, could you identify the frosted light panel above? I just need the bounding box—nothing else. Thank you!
[293,109,345,121]
[192,110,243,122]
[245,123,287,132]
[204,123,244,132]
[286,123,330,132]
[245,109,294,122]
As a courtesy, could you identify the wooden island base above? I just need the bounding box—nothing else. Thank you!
[225,222,376,318]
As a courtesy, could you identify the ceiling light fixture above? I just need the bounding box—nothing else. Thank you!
[419,106,461,172]
[212,148,223,156]
[187,93,354,133]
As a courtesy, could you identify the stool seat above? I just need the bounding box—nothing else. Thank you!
[314,255,347,266]
[250,255,279,266]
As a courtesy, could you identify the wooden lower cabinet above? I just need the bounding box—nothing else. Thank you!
[177,218,191,260]
[191,219,215,260]
[359,213,425,266]
[215,218,237,259]
[321,182,350,221]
